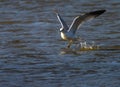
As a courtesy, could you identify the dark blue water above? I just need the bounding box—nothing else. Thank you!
[0,0,120,87]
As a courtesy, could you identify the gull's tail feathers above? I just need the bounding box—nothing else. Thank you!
[68,10,106,34]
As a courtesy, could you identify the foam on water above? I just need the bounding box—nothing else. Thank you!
[60,41,100,55]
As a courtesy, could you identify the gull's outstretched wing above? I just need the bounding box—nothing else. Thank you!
[56,12,69,32]
[68,10,106,34]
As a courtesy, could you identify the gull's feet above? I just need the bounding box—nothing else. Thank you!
[67,45,71,48]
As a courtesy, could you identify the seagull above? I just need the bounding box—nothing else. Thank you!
[55,10,106,48]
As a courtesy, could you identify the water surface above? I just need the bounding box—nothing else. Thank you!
[0,0,120,87]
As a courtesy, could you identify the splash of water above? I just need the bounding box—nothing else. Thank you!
[76,41,100,51]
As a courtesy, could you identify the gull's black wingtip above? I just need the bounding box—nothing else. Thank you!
[91,9,106,14]
[98,9,106,13]
[96,9,106,16]
[99,9,106,12]
[87,9,106,17]
[53,9,59,15]
[103,9,106,12]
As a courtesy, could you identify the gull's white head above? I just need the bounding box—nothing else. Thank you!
[60,28,64,32]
